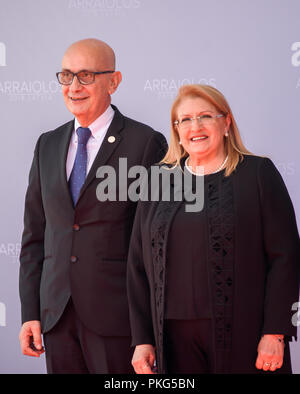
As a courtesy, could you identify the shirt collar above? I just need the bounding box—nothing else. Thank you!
[74,105,115,141]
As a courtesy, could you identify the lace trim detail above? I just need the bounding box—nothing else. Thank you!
[150,201,181,373]
[207,175,235,372]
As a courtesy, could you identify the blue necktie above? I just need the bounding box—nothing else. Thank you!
[69,127,91,205]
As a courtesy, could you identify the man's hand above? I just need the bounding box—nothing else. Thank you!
[255,334,284,371]
[132,344,156,374]
[19,320,45,357]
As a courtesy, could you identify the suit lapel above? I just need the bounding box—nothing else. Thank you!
[77,106,124,203]
[58,120,75,210]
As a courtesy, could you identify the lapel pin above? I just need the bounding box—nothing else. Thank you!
[108,136,116,143]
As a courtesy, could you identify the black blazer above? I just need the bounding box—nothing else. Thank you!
[19,105,167,336]
[127,155,300,373]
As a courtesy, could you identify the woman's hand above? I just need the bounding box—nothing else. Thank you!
[132,344,156,374]
[255,334,284,371]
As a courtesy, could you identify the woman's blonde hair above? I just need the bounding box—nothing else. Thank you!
[161,84,252,176]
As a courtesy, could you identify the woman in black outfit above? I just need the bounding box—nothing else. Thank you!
[127,84,300,374]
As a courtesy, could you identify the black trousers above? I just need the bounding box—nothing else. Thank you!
[43,299,134,374]
[164,319,214,374]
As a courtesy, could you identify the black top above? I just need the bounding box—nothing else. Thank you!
[165,169,226,319]
[127,155,300,373]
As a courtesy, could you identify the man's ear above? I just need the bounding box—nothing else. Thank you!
[108,71,122,95]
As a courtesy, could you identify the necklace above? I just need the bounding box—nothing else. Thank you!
[185,155,228,176]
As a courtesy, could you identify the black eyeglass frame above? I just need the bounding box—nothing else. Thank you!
[56,70,115,85]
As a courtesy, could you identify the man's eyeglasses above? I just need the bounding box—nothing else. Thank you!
[56,70,115,85]
[174,114,225,130]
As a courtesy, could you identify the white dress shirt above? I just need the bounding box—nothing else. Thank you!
[66,105,115,180]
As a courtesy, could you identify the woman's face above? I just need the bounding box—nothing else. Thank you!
[175,96,230,161]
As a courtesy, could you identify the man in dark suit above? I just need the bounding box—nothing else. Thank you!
[18,38,167,374]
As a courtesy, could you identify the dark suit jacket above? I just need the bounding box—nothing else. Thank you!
[127,155,300,373]
[19,105,167,336]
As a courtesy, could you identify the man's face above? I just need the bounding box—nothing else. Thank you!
[61,46,114,125]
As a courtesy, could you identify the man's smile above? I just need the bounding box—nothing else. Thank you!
[69,96,89,102]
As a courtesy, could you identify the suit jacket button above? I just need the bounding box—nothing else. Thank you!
[70,256,78,263]
[73,224,80,231]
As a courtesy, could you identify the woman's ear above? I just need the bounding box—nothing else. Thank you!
[225,113,231,130]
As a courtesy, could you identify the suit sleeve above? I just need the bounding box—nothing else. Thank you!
[19,135,45,324]
[127,202,155,347]
[258,158,300,337]
[141,131,168,168]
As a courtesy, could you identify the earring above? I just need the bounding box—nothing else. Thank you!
[179,141,182,145]
[225,131,229,137]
